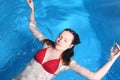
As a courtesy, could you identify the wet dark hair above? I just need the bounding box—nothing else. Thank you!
[61,28,80,65]
[43,28,80,65]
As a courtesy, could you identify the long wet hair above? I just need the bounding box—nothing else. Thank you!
[43,28,80,65]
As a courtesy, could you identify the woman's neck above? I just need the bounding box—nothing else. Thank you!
[51,47,63,58]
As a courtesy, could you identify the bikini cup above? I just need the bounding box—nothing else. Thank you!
[34,47,60,75]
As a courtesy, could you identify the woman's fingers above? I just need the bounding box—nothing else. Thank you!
[114,43,120,52]
[26,0,32,5]
[26,0,34,9]
[115,43,120,50]
[29,0,31,3]
[112,43,120,55]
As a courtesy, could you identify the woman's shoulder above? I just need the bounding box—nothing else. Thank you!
[69,59,78,67]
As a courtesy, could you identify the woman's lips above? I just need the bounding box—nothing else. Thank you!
[56,43,62,46]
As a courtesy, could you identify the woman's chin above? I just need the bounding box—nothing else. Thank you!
[55,45,63,51]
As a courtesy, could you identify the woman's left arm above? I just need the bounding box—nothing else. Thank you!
[69,44,120,80]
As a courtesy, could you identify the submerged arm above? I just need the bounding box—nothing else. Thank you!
[69,44,120,80]
[27,0,46,42]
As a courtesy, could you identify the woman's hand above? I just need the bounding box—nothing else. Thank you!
[110,43,120,60]
[26,0,34,10]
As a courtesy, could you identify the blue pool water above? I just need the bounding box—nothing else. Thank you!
[0,0,120,80]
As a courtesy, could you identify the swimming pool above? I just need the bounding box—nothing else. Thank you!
[0,0,120,80]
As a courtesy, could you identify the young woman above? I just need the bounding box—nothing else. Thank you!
[13,0,120,80]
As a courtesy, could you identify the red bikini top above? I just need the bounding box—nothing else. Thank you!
[34,47,60,75]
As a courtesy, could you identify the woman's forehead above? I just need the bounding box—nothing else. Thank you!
[60,31,74,39]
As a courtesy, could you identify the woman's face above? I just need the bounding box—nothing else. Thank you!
[55,31,74,51]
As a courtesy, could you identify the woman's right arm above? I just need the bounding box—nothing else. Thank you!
[26,0,46,42]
